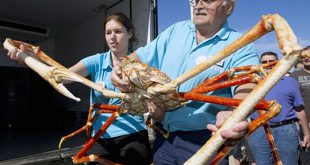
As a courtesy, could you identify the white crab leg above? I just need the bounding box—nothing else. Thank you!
[3,38,130,102]
[34,49,131,101]
[185,14,302,164]
[148,15,275,95]
[3,39,81,101]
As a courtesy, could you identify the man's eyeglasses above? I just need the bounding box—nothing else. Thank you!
[301,58,309,62]
[190,0,221,7]
[261,60,276,64]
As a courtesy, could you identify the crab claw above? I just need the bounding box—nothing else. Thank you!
[50,67,83,84]
[47,75,81,102]
[4,38,131,102]
[28,57,82,102]
[3,38,82,102]
[47,68,84,101]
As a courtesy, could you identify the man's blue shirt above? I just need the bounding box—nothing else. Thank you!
[82,51,146,138]
[251,76,304,122]
[135,20,259,132]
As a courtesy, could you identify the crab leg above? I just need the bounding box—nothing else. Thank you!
[3,38,130,102]
[148,15,275,95]
[35,49,130,100]
[73,111,119,162]
[185,14,302,165]
[58,104,120,150]
[191,74,260,94]
[34,49,130,100]
[72,154,122,165]
[181,93,272,110]
[233,61,277,79]
[181,64,282,164]
[258,110,282,165]
[3,39,82,101]
[58,106,97,150]
[190,61,277,93]
[209,102,282,165]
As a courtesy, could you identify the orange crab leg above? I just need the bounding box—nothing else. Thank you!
[92,104,120,111]
[178,62,281,164]
[72,154,122,165]
[74,111,119,159]
[182,92,282,164]
[258,110,282,164]
[210,102,282,165]
[191,71,234,93]
[57,103,121,164]
[180,93,272,110]
[190,62,277,93]
[58,104,120,150]
[209,146,231,165]
[233,61,277,79]
[85,105,97,141]
[86,104,121,141]
[59,106,97,149]
[192,74,260,94]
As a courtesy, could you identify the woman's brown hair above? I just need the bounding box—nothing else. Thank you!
[104,12,138,52]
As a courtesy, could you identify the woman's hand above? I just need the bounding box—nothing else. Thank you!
[111,65,132,92]
[6,44,35,64]
[7,45,19,60]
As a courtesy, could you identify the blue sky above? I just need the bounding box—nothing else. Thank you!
[157,0,310,57]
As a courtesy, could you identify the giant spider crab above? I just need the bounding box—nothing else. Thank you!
[3,14,309,165]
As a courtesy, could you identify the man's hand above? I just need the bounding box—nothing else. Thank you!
[147,100,165,122]
[111,65,132,92]
[207,111,248,139]
[300,135,310,149]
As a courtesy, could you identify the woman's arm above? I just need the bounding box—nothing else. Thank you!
[59,61,89,85]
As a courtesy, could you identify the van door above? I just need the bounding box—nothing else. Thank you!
[0,0,157,164]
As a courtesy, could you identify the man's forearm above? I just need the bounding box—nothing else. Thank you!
[297,110,310,136]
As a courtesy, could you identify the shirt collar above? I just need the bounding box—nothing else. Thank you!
[102,50,131,70]
[215,22,230,40]
[102,50,113,70]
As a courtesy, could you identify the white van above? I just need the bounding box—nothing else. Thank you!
[0,0,157,164]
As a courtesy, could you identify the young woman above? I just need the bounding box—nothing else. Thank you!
[7,12,151,164]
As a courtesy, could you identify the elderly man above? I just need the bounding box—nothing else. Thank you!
[112,0,259,164]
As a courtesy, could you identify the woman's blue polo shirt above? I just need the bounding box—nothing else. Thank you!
[82,51,146,138]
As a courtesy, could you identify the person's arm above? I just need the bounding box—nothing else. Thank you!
[207,83,256,139]
[296,105,310,148]
[56,61,89,85]
[69,61,89,77]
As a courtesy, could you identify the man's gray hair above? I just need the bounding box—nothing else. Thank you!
[222,0,235,16]
[222,0,235,6]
